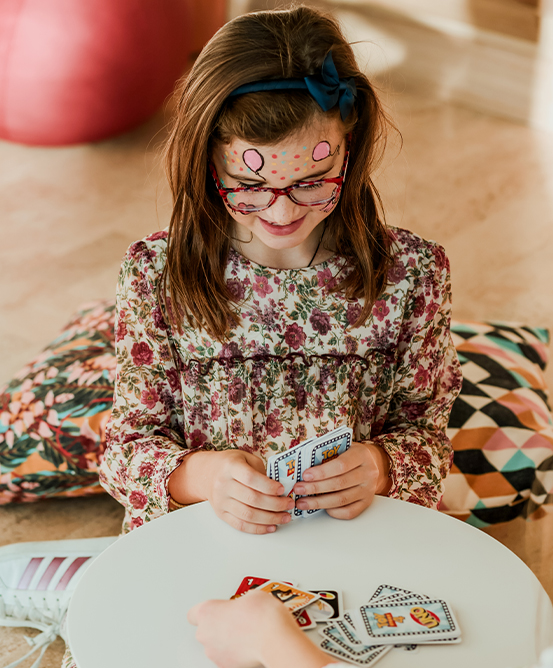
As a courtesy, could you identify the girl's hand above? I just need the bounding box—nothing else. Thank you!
[292,441,391,519]
[188,590,335,668]
[207,450,294,534]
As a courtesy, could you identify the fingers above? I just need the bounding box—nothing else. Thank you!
[295,483,370,513]
[293,466,368,497]
[187,600,211,626]
[326,499,371,520]
[300,446,366,483]
[224,498,292,528]
[231,454,285,497]
[221,511,282,534]
[228,478,294,513]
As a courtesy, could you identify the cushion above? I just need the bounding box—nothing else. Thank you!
[2,300,552,526]
[440,321,553,526]
[0,301,115,502]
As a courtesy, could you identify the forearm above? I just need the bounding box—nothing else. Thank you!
[363,441,392,495]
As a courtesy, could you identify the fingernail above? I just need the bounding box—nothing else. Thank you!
[287,500,295,510]
[267,525,277,533]
[281,514,291,523]
[303,472,313,481]
[296,501,308,510]
[294,484,306,494]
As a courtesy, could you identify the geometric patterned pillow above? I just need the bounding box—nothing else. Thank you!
[0,300,116,503]
[440,321,553,527]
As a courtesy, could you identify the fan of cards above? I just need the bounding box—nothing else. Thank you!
[230,578,461,666]
[266,426,352,520]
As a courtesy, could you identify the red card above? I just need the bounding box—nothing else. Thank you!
[230,576,269,599]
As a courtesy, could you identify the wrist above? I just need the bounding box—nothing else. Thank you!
[168,449,216,506]
[364,442,392,495]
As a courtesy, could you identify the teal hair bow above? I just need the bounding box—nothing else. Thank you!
[229,51,357,121]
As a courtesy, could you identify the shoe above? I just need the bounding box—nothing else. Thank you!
[0,537,117,668]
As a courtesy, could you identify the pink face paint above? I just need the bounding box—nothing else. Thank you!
[243,149,264,174]
[312,141,340,162]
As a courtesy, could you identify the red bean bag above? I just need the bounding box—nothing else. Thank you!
[0,0,191,145]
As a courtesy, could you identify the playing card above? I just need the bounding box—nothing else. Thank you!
[320,624,384,658]
[293,608,317,630]
[352,599,460,645]
[230,576,294,599]
[256,581,320,613]
[319,637,391,666]
[295,427,353,517]
[307,589,343,622]
[336,613,365,646]
[269,447,302,515]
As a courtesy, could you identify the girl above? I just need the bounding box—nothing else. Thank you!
[98,5,462,536]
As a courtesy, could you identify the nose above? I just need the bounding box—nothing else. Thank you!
[263,192,303,223]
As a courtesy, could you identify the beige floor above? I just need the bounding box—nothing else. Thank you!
[1,71,553,668]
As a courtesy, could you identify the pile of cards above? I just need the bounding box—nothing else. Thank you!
[266,426,352,520]
[317,584,462,666]
[230,576,343,630]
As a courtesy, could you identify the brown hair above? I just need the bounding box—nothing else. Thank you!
[162,5,394,339]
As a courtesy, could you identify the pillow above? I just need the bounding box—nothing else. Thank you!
[440,320,553,526]
[0,301,116,503]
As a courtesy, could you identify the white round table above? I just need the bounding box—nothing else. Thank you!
[67,497,553,668]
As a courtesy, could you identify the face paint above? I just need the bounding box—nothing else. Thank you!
[242,149,264,174]
[312,141,339,162]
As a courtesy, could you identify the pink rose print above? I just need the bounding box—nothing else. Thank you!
[130,517,144,530]
[138,462,155,478]
[317,268,336,290]
[140,387,159,409]
[166,367,180,392]
[189,430,208,448]
[229,377,247,404]
[388,261,407,284]
[413,366,430,389]
[131,341,153,366]
[284,323,306,349]
[252,275,273,298]
[346,302,362,326]
[309,308,331,335]
[414,449,432,467]
[266,412,283,438]
[116,318,128,342]
[413,294,425,319]
[129,490,148,509]
[425,301,439,321]
[146,230,167,242]
[373,300,390,322]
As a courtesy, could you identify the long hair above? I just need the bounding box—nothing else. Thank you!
[162,5,394,339]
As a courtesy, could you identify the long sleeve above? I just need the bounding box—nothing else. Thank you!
[99,236,190,532]
[370,242,462,509]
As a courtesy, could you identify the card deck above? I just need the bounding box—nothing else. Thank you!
[318,638,392,666]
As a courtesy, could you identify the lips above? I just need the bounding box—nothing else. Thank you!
[259,215,306,236]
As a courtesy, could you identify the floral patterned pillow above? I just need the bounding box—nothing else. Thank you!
[0,301,116,503]
[440,321,553,526]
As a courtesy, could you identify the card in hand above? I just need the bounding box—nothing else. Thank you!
[352,599,460,645]
[295,426,353,518]
[256,581,320,613]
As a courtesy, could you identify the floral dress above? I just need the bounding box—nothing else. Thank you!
[97,225,462,533]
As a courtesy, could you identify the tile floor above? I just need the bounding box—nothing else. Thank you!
[1,64,553,668]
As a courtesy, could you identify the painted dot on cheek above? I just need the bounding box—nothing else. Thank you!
[272,170,277,174]
[294,168,299,171]
[311,165,316,169]
[280,176,285,180]
[272,154,277,159]
[294,154,300,159]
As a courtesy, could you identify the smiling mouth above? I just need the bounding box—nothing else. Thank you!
[260,215,305,227]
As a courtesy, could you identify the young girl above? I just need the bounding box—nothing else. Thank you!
[97,5,462,537]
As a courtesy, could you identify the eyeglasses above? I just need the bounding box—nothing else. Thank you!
[209,140,350,214]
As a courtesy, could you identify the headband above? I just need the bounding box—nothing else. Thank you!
[229,51,357,121]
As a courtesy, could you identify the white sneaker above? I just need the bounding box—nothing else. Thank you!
[0,537,117,668]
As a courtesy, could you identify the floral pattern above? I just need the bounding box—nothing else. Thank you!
[100,226,462,533]
[0,301,116,502]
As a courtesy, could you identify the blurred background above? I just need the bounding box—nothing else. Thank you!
[1,1,552,665]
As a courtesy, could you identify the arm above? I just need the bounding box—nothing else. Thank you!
[99,239,193,530]
[188,590,342,668]
[371,245,462,508]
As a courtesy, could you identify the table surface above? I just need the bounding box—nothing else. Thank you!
[67,497,553,668]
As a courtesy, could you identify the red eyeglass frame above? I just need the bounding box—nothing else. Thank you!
[209,136,351,214]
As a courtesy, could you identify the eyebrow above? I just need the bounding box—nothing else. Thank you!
[223,162,337,183]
